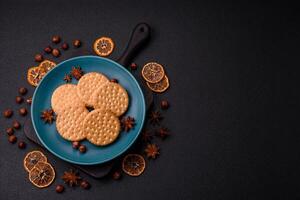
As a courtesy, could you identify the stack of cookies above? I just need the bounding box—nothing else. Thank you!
[51,72,129,146]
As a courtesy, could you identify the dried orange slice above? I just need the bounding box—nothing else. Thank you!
[122,154,146,176]
[93,37,114,57]
[39,60,56,73]
[24,151,47,172]
[29,161,55,188]
[146,75,169,93]
[142,62,165,83]
[27,66,43,87]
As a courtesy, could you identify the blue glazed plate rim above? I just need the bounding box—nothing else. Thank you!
[31,55,146,165]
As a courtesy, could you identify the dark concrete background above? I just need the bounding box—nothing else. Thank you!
[0,1,299,199]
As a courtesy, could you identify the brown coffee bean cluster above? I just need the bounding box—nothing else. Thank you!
[3,87,30,149]
[36,36,81,61]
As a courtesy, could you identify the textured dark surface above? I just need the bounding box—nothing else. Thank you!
[0,1,299,200]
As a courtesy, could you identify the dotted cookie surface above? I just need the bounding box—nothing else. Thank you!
[51,84,85,114]
[91,82,129,116]
[56,106,88,141]
[77,72,109,106]
[83,109,121,146]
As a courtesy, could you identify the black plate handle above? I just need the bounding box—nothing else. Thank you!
[117,23,151,67]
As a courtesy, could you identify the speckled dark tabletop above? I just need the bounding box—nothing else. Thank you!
[0,1,299,199]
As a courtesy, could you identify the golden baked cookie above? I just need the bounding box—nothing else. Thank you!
[84,109,121,146]
[77,72,109,106]
[51,84,85,114]
[56,106,89,141]
[91,82,129,117]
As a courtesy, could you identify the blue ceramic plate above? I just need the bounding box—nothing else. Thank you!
[31,56,146,165]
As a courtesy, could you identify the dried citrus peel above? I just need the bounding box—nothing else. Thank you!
[23,150,47,172]
[28,161,55,188]
[93,37,114,57]
[146,75,169,93]
[23,150,55,188]
[27,60,56,87]
[141,62,165,83]
[122,154,146,177]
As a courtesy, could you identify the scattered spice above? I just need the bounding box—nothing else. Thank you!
[40,109,55,124]
[73,39,81,48]
[141,130,153,142]
[79,145,87,153]
[26,97,32,105]
[110,78,118,83]
[55,185,64,193]
[19,87,28,95]
[18,141,26,149]
[8,135,17,144]
[72,141,80,149]
[112,171,122,180]
[63,74,72,83]
[52,48,60,57]
[6,127,14,136]
[44,46,52,54]
[3,109,13,118]
[71,66,84,80]
[156,127,170,139]
[62,169,81,187]
[130,63,138,70]
[35,54,43,62]
[19,108,27,116]
[61,43,69,50]
[80,180,90,189]
[145,144,160,159]
[149,111,163,125]
[13,120,21,129]
[121,116,135,132]
[160,100,169,110]
[52,35,61,44]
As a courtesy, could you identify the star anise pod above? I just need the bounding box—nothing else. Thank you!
[141,130,153,142]
[156,127,170,139]
[71,66,84,80]
[145,144,160,159]
[62,169,81,187]
[63,74,72,83]
[121,116,135,132]
[149,111,163,125]
[40,109,55,124]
